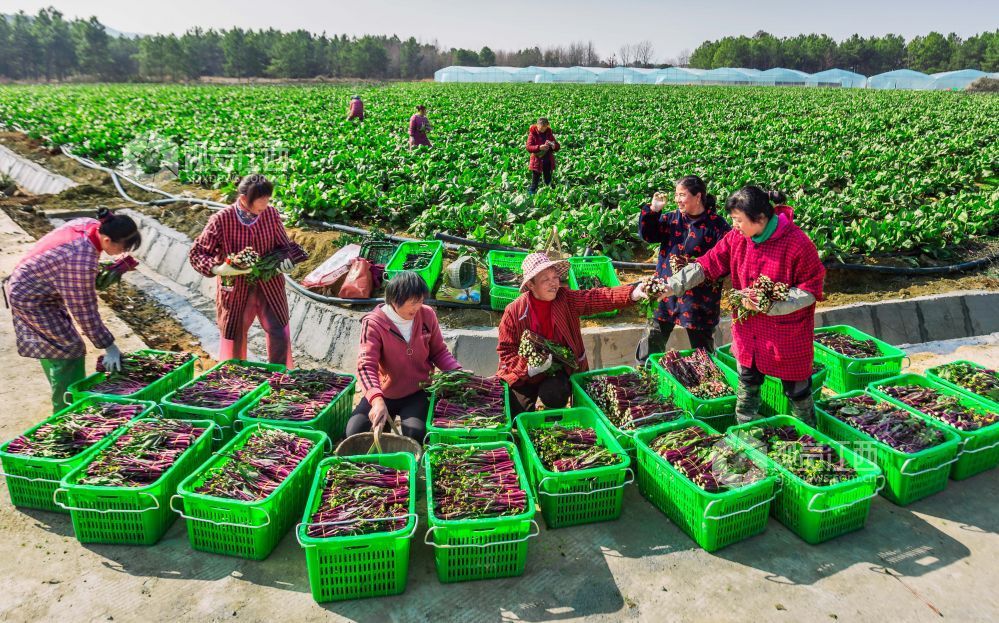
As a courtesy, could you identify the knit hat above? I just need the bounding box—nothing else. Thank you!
[520,252,569,293]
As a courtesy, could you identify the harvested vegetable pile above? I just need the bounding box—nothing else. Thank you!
[519,330,577,374]
[879,384,999,431]
[89,351,192,396]
[585,369,682,430]
[742,425,856,486]
[430,446,527,520]
[933,363,999,402]
[170,363,272,409]
[402,251,434,270]
[95,254,138,290]
[815,332,881,358]
[576,275,606,290]
[6,402,144,458]
[196,427,314,501]
[427,370,506,429]
[243,369,352,422]
[660,349,732,399]
[493,267,521,287]
[649,426,764,492]
[528,425,620,472]
[728,275,789,323]
[77,420,205,487]
[820,394,946,453]
[307,461,409,538]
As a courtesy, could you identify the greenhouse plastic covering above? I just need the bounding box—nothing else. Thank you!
[434,66,991,90]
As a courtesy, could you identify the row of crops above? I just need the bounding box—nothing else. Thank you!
[0,83,997,261]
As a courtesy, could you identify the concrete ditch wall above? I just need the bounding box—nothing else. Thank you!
[119,208,999,376]
[0,145,78,195]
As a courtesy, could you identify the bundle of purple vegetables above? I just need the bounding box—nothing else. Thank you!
[307,461,410,538]
[820,394,946,453]
[195,428,314,501]
[659,349,733,399]
[528,425,619,472]
[739,425,856,487]
[170,363,272,409]
[815,332,881,358]
[77,420,205,487]
[95,254,139,290]
[879,384,998,431]
[585,369,682,430]
[244,369,353,422]
[89,351,192,396]
[649,426,764,492]
[430,446,528,520]
[6,402,144,459]
[427,370,506,430]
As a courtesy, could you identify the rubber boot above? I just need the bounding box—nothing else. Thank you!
[735,378,763,425]
[789,392,816,428]
[40,357,85,413]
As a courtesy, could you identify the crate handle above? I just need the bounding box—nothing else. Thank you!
[233,419,245,433]
[622,410,684,431]
[957,437,999,456]
[0,467,60,485]
[423,519,540,549]
[53,487,160,514]
[168,494,271,529]
[899,454,960,477]
[295,514,419,548]
[702,485,778,522]
[537,468,635,497]
[63,391,75,406]
[806,474,885,513]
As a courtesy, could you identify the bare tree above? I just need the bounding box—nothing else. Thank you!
[566,41,586,66]
[618,43,634,66]
[583,41,600,66]
[605,53,618,68]
[633,40,655,66]
[676,48,691,67]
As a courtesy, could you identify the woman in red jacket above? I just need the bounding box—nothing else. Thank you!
[189,175,297,367]
[349,271,463,442]
[526,117,560,193]
[665,186,826,426]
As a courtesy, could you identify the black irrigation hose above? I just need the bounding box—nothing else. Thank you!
[282,275,494,311]
[825,253,999,275]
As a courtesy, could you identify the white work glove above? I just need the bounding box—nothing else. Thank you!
[103,343,122,373]
[528,355,553,378]
[212,263,252,277]
[650,192,667,213]
[631,282,649,301]
[277,258,295,274]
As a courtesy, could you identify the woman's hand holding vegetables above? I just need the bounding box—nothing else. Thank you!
[650,192,668,213]
[528,355,553,377]
[102,343,122,373]
[212,263,251,277]
[368,396,390,430]
[631,281,655,302]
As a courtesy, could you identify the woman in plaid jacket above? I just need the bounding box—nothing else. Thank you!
[665,186,826,425]
[189,175,297,366]
[7,209,141,411]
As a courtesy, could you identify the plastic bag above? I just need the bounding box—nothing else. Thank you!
[301,243,360,289]
[338,257,374,299]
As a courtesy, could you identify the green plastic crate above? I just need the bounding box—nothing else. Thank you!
[569,366,688,459]
[384,240,444,291]
[359,240,399,266]
[160,359,285,448]
[568,256,621,319]
[713,344,828,417]
[633,420,777,552]
[487,250,528,311]
[172,423,328,560]
[728,415,883,544]
[297,453,418,602]
[867,373,999,480]
[0,397,157,513]
[650,350,739,431]
[814,325,906,393]
[516,408,631,528]
[236,374,356,441]
[816,391,961,506]
[425,381,512,445]
[423,441,539,583]
[53,418,215,545]
[67,349,197,404]
[925,360,999,412]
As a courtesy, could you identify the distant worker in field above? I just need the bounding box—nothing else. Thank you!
[409,105,432,148]
[526,117,560,193]
[6,208,141,411]
[635,175,731,363]
[662,186,825,426]
[346,95,364,121]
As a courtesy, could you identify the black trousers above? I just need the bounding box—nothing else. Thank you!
[636,319,715,364]
[345,390,430,442]
[529,160,554,193]
[510,370,571,416]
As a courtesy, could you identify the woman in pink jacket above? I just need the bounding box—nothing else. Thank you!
[408,105,432,148]
[348,271,463,442]
[665,186,825,426]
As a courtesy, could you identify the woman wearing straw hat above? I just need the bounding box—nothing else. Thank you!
[496,252,657,415]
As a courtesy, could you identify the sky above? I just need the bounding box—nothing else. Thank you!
[5,0,998,61]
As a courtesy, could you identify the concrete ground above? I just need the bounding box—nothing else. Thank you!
[2,210,998,622]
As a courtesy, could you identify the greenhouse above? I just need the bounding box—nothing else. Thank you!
[513,66,557,83]
[550,66,599,83]
[654,67,706,84]
[699,68,756,84]
[806,68,868,88]
[593,67,644,83]
[757,67,810,86]
[433,66,519,83]
[867,69,935,90]
[931,69,987,90]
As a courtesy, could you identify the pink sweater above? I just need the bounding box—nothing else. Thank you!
[357,304,461,402]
